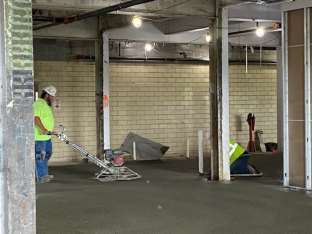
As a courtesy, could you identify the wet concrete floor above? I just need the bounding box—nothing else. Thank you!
[37,158,312,234]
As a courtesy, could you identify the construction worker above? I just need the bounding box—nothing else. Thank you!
[33,86,57,183]
[229,139,259,175]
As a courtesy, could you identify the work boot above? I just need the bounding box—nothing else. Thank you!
[38,176,51,183]
[43,175,54,180]
[46,174,54,180]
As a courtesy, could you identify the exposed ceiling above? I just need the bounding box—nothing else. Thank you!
[32,0,215,17]
[32,0,288,47]
[32,0,284,22]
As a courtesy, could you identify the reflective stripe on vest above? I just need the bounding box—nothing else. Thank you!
[229,140,245,165]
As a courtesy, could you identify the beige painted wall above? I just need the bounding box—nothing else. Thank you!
[34,61,277,163]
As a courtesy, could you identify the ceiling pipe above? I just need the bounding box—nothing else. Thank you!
[229,26,281,37]
[255,0,294,4]
[229,18,281,23]
[224,0,293,8]
[235,0,293,5]
[33,0,157,31]
[33,15,64,22]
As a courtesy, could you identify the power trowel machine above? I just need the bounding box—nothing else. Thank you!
[54,125,141,182]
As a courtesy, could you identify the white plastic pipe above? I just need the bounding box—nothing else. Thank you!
[210,149,214,181]
[133,141,137,160]
[198,130,204,174]
[186,137,190,159]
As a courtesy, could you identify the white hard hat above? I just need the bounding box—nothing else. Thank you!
[43,86,57,97]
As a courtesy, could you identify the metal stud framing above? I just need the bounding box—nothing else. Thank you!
[304,8,312,190]
[282,11,289,187]
[282,3,312,190]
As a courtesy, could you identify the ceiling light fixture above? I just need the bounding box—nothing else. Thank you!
[205,33,212,43]
[144,43,154,52]
[255,23,265,37]
[132,16,142,28]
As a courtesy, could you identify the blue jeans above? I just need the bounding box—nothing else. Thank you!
[35,140,52,180]
[230,154,250,174]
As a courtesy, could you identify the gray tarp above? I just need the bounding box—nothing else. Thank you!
[120,132,169,160]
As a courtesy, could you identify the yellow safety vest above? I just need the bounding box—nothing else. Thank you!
[229,140,245,165]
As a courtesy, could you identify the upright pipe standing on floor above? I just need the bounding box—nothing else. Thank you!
[133,141,137,160]
[210,150,214,180]
[198,130,204,175]
[186,137,190,159]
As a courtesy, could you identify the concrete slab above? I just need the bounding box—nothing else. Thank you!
[37,159,312,234]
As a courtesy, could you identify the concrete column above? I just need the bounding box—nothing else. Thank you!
[96,17,104,157]
[0,0,35,233]
[102,32,111,150]
[209,6,231,181]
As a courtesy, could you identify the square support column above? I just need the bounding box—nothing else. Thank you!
[209,6,231,181]
[96,18,104,157]
[0,0,35,233]
[102,33,111,150]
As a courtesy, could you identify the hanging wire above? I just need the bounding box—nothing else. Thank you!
[245,44,248,73]
[260,44,262,66]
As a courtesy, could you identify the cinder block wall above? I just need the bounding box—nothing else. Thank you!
[110,63,210,157]
[229,65,277,147]
[34,61,277,163]
[110,63,277,158]
[34,61,97,164]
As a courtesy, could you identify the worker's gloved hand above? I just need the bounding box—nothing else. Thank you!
[50,131,59,136]
[43,130,58,136]
[53,126,64,136]
[41,129,50,135]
